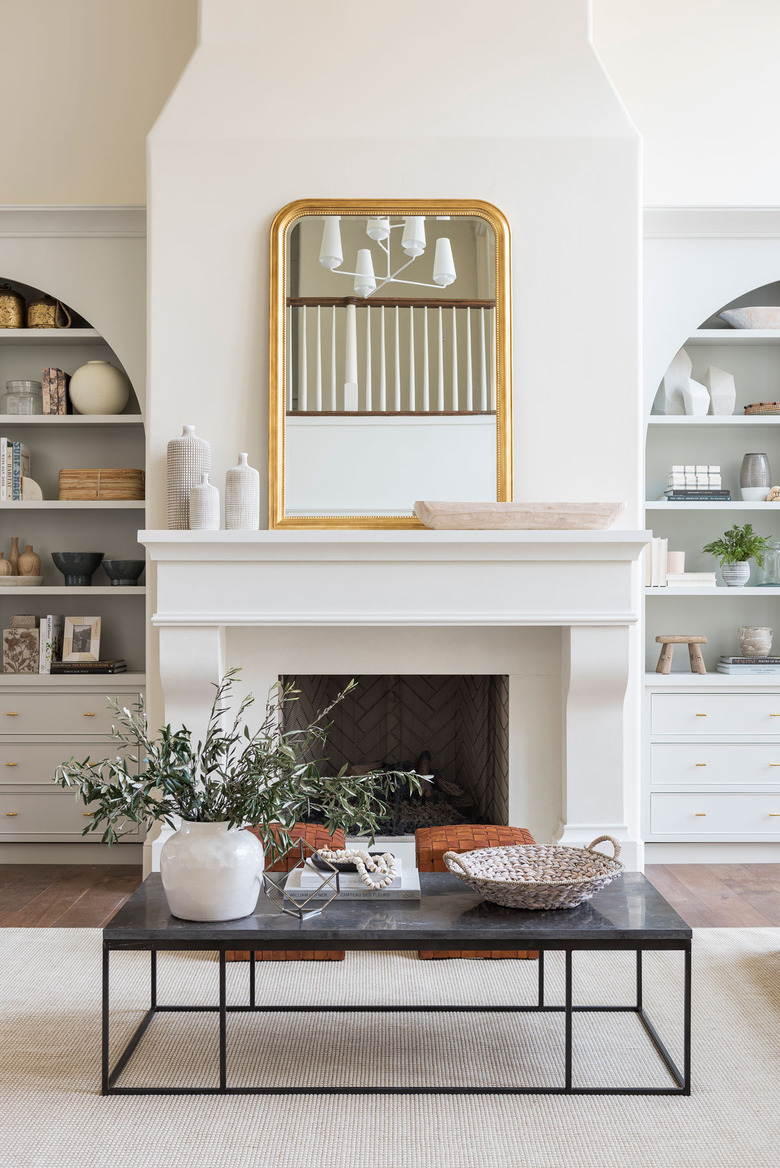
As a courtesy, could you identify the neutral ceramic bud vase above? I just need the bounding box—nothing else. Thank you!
[17,545,41,576]
[189,473,220,530]
[167,425,211,529]
[225,453,260,530]
[9,537,20,575]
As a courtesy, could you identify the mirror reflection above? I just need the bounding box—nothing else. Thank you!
[271,202,510,525]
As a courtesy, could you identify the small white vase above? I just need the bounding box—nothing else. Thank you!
[225,453,260,530]
[69,360,131,415]
[189,472,220,530]
[160,821,265,921]
[167,425,211,529]
[721,561,751,587]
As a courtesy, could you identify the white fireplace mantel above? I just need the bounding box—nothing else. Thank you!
[141,528,650,872]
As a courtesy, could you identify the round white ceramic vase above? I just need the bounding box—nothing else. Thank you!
[160,821,265,921]
[721,561,751,587]
[225,453,260,530]
[69,360,131,415]
[189,472,220,530]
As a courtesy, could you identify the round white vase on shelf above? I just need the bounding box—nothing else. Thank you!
[167,425,211,529]
[721,561,751,587]
[69,360,131,415]
[160,821,265,921]
[189,472,220,530]
[225,452,260,530]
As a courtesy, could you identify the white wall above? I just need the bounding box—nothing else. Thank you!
[593,0,780,205]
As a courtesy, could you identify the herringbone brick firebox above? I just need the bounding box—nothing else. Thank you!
[281,674,509,832]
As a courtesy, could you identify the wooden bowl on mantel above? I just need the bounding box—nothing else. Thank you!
[413,501,625,530]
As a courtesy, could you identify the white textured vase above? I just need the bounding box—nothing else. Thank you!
[721,561,751,587]
[167,425,211,529]
[225,452,260,530]
[160,821,265,921]
[69,360,131,415]
[189,473,220,530]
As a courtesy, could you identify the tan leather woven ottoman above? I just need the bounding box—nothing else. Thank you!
[416,824,538,959]
[226,823,346,962]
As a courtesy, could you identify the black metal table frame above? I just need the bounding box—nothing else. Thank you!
[102,937,692,1096]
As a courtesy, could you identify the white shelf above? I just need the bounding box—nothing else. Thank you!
[646,672,780,687]
[645,587,780,597]
[0,672,145,688]
[687,329,780,344]
[0,586,145,596]
[0,500,144,510]
[647,416,780,426]
[646,501,777,511]
[0,329,103,344]
[0,414,142,426]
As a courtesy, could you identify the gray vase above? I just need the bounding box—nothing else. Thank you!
[740,452,771,489]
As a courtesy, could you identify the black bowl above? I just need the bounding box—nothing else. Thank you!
[102,558,145,586]
[51,551,104,586]
[310,851,394,873]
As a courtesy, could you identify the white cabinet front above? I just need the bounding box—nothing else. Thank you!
[651,742,780,788]
[651,693,780,737]
[650,792,780,838]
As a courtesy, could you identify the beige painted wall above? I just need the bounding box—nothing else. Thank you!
[0,0,197,204]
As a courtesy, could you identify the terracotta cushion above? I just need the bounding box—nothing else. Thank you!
[226,823,346,962]
[416,824,538,960]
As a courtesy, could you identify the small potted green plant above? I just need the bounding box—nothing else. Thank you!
[702,523,771,587]
[54,670,423,921]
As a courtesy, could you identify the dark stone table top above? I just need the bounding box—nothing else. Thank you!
[104,873,691,950]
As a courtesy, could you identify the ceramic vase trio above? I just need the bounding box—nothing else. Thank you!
[166,426,260,531]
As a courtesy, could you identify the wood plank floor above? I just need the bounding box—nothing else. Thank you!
[0,863,778,928]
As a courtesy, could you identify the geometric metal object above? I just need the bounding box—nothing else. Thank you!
[262,837,340,921]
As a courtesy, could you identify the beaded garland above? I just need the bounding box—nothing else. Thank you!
[317,848,397,889]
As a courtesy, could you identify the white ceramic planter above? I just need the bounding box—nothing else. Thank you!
[721,561,751,587]
[160,821,264,921]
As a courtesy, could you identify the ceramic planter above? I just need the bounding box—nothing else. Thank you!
[721,561,751,587]
[160,821,264,921]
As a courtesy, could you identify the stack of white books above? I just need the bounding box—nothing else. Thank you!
[284,854,421,901]
[717,655,780,675]
[666,572,717,588]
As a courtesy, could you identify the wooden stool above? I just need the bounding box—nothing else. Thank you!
[655,634,707,675]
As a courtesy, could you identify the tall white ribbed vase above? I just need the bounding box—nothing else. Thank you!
[189,473,220,530]
[166,425,211,529]
[225,452,260,530]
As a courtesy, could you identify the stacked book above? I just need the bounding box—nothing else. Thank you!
[42,367,70,415]
[646,538,717,587]
[666,572,717,588]
[50,659,127,675]
[0,438,31,500]
[717,656,780,675]
[664,465,731,502]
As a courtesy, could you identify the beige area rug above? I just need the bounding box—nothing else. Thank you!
[1,928,779,1168]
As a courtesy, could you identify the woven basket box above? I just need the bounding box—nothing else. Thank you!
[58,468,145,501]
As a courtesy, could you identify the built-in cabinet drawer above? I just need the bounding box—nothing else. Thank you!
[0,789,140,841]
[0,693,137,738]
[651,693,780,737]
[651,792,780,838]
[0,740,136,786]
[651,742,780,788]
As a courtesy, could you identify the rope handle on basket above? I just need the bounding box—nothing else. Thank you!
[442,851,469,874]
[585,835,621,860]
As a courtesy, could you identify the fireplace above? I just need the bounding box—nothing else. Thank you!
[281,674,510,833]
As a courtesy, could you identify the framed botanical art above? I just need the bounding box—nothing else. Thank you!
[62,616,101,662]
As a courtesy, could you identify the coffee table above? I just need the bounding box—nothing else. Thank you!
[102,871,691,1096]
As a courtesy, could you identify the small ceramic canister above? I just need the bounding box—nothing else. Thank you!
[739,626,773,657]
[189,473,220,530]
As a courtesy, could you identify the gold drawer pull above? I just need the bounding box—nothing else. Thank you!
[695,763,707,767]
[5,712,19,717]
[769,813,780,817]
[771,714,780,718]
[694,812,707,817]
[83,712,96,718]
[771,764,780,768]
[695,713,707,717]
[83,812,93,817]
[5,811,18,817]
[4,762,18,767]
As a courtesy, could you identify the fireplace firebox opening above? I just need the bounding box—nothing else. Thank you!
[280,674,509,834]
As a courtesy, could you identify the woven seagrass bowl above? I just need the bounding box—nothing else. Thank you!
[443,835,623,910]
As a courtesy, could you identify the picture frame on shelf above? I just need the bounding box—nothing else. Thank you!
[62,616,101,662]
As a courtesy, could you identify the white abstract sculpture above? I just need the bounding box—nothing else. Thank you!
[682,377,710,416]
[653,347,692,415]
[702,365,736,415]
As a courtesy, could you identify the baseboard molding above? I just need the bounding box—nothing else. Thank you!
[0,842,143,865]
[645,841,780,864]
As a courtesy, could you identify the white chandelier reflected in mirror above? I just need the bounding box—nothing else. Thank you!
[318,215,457,297]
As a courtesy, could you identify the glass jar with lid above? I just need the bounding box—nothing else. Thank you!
[3,380,43,415]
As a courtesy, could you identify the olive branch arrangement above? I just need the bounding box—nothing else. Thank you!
[54,669,425,861]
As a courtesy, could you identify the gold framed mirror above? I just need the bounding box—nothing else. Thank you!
[269,198,512,529]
